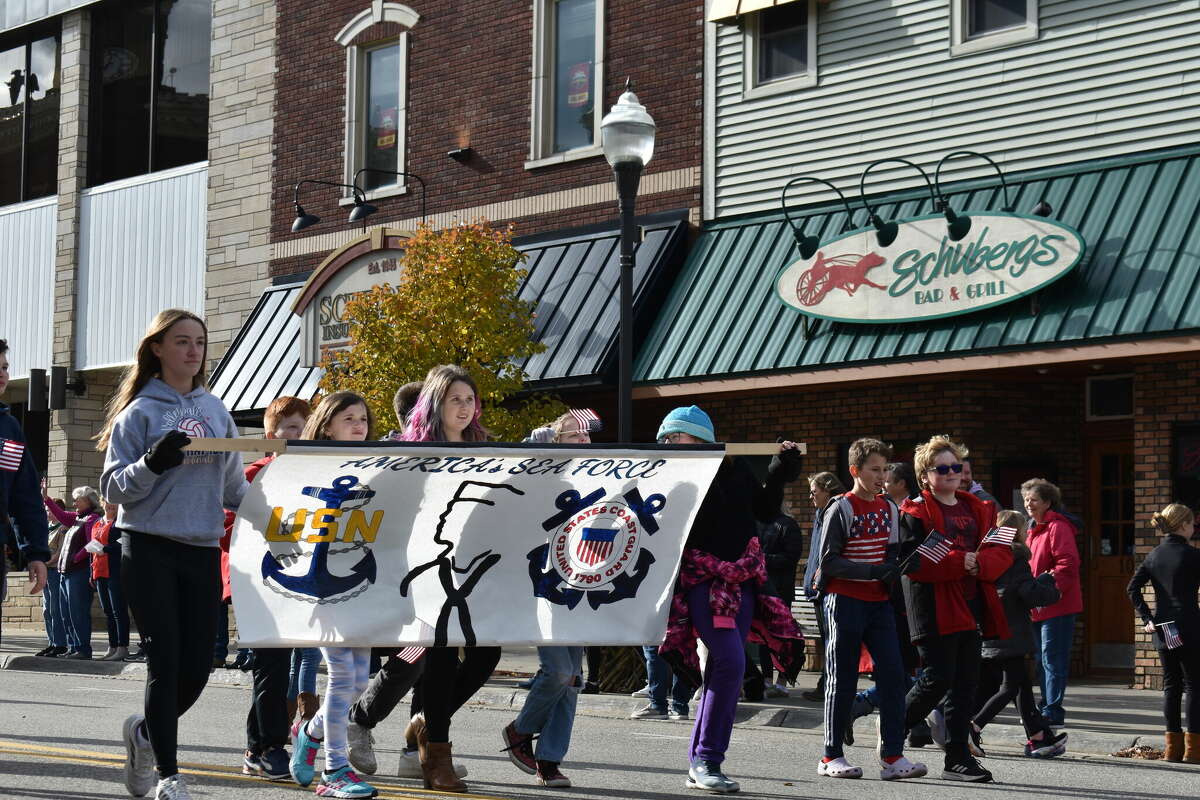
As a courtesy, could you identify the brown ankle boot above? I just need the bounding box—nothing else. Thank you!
[406,712,427,752]
[297,692,320,721]
[1184,732,1200,763]
[422,741,467,792]
[1164,731,1184,762]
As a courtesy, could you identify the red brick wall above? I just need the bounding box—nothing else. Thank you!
[270,1,703,280]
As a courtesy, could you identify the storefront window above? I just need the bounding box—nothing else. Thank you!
[361,42,402,193]
[89,0,210,187]
[756,5,808,85]
[968,0,1027,37]
[552,0,596,154]
[0,30,61,207]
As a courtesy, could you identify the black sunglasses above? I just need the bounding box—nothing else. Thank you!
[929,463,964,475]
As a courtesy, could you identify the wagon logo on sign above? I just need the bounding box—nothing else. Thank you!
[775,213,1086,323]
[527,487,666,610]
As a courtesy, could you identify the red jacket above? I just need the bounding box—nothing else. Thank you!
[90,517,115,580]
[1027,510,1083,621]
[898,490,1011,641]
[221,454,275,602]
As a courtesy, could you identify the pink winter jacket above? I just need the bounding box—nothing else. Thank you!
[1027,510,1083,622]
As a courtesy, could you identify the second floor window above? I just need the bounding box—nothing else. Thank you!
[968,0,1028,37]
[358,40,404,192]
[528,0,603,166]
[756,5,808,85]
[88,0,211,187]
[0,28,60,206]
[952,0,1038,55]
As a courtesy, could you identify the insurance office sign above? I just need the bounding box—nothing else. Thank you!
[774,213,1086,323]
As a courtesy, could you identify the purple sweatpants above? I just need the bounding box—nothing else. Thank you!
[687,580,755,766]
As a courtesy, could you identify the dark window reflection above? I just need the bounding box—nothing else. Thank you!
[552,0,595,153]
[968,0,1026,37]
[0,27,61,207]
[362,43,401,192]
[89,0,210,186]
[757,5,808,85]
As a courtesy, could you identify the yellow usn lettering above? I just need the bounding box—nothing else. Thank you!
[263,507,383,543]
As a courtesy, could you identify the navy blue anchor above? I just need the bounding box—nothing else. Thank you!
[262,475,378,600]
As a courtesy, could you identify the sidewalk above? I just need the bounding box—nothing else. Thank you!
[1,633,1168,759]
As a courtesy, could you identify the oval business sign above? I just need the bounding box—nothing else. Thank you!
[774,212,1086,323]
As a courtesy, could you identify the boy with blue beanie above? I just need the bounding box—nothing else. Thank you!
[656,406,716,443]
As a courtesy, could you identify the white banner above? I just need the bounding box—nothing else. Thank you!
[230,443,724,647]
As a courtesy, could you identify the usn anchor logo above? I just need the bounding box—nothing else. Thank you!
[261,475,379,604]
[527,487,666,610]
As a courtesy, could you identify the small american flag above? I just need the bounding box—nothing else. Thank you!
[982,526,1017,548]
[0,438,24,472]
[1158,621,1184,650]
[916,530,953,565]
[397,620,436,663]
[568,408,602,433]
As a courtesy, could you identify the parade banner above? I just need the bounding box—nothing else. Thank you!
[229,442,725,647]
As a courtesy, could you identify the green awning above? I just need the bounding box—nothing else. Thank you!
[636,146,1200,385]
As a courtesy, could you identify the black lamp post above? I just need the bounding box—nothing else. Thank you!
[600,79,656,444]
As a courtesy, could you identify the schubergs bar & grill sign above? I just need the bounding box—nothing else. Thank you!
[775,213,1086,323]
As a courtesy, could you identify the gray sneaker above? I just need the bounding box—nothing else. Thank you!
[154,774,192,799]
[668,707,689,720]
[346,721,377,775]
[687,760,740,793]
[630,704,668,720]
[123,714,156,797]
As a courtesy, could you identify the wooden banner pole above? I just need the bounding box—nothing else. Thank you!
[183,438,804,456]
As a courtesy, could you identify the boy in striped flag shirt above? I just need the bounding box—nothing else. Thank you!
[815,438,926,781]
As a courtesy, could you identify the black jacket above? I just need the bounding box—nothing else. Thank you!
[759,513,803,604]
[0,403,48,564]
[1127,535,1200,649]
[685,451,802,563]
[981,544,1060,660]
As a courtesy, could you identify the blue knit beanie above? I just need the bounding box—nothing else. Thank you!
[656,405,715,443]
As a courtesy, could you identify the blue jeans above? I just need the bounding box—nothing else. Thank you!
[215,601,230,660]
[1035,613,1075,724]
[644,645,690,714]
[515,646,583,763]
[96,575,130,648]
[822,593,907,759]
[63,568,93,656]
[289,647,322,699]
[42,571,69,648]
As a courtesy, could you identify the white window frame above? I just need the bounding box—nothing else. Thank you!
[950,0,1038,57]
[742,0,817,100]
[526,0,605,170]
[335,3,418,204]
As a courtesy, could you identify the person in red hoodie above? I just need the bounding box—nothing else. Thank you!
[898,435,1011,783]
[221,395,311,782]
[1022,478,1082,728]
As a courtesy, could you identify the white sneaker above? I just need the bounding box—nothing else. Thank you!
[926,708,947,750]
[631,685,650,698]
[817,757,862,778]
[346,722,377,775]
[880,756,927,781]
[123,714,156,797]
[397,748,468,779]
[154,774,192,799]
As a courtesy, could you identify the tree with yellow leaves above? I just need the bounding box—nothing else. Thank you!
[320,221,566,441]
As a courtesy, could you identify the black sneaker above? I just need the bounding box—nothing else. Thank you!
[35,645,56,657]
[942,756,992,783]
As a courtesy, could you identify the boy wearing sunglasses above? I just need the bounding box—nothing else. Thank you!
[815,438,925,781]
[897,436,1011,783]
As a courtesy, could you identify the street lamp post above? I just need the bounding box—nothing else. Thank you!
[601,79,656,444]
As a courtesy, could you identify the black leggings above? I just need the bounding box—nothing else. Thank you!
[1161,645,1200,733]
[973,655,1052,737]
[419,646,501,742]
[122,531,220,777]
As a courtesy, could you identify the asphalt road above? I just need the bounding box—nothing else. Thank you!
[1,668,1197,800]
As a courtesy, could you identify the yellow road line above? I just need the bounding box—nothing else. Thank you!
[0,739,514,800]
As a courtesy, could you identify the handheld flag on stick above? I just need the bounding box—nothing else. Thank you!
[568,408,603,433]
[1157,621,1184,650]
[916,530,953,565]
[980,526,1017,549]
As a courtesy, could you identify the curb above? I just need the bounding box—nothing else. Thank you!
[0,654,1165,759]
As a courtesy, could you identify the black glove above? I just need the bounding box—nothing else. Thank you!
[868,563,899,584]
[769,442,804,483]
[145,430,190,474]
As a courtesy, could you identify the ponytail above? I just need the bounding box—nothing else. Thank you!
[1151,503,1194,537]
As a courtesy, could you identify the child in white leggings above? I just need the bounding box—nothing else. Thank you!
[287,392,380,799]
